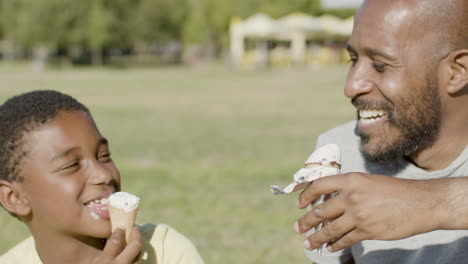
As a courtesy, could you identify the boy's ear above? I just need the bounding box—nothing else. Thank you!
[445,49,468,95]
[0,180,31,217]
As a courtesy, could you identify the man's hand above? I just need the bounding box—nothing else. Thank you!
[92,227,143,264]
[294,173,447,252]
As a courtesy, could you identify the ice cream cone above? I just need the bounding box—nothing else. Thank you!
[109,205,138,243]
[108,192,140,243]
[270,144,341,255]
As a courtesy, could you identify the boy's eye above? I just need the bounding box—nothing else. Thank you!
[98,153,112,162]
[62,161,80,171]
[372,60,387,72]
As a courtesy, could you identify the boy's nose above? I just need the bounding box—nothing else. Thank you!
[88,161,113,185]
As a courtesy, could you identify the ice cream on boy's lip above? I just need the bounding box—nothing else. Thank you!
[84,196,110,220]
[108,192,140,242]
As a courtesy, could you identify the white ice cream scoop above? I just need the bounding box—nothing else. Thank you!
[271,144,341,195]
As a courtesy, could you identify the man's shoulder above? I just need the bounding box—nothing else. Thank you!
[317,120,358,146]
[316,120,361,160]
[316,121,366,173]
[0,236,40,264]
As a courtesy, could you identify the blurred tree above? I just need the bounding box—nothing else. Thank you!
[14,0,78,69]
[205,0,234,56]
[131,0,187,64]
[86,0,113,65]
[0,0,20,60]
[181,0,206,45]
[232,0,260,18]
[0,0,3,40]
[257,0,322,17]
[62,1,90,62]
[182,0,234,62]
[106,0,138,50]
[133,0,186,43]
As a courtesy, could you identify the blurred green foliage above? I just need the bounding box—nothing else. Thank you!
[0,0,355,65]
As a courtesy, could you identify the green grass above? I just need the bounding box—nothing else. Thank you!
[0,63,354,263]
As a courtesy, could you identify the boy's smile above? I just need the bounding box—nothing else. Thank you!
[20,110,121,239]
[84,196,111,220]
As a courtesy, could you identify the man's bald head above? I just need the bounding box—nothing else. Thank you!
[358,0,467,60]
[418,0,467,56]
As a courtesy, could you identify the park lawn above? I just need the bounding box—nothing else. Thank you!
[0,63,354,263]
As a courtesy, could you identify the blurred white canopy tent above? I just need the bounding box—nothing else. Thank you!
[237,13,286,38]
[317,15,354,36]
[276,13,322,65]
[277,13,323,34]
[321,0,363,9]
[230,13,354,68]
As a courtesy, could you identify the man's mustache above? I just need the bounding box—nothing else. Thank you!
[351,98,393,111]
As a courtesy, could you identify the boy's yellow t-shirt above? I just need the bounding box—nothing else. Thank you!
[0,223,205,264]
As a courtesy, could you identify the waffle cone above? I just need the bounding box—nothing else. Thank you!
[108,205,138,243]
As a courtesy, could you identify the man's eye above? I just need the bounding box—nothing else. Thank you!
[372,60,387,72]
[347,56,358,66]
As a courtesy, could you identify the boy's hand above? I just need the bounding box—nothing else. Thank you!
[93,227,143,264]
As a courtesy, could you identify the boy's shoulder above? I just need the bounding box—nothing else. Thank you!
[1,224,204,264]
[139,223,205,264]
[0,236,41,264]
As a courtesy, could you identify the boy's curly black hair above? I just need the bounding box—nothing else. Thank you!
[0,90,89,182]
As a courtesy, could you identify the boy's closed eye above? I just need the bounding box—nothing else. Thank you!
[98,152,112,162]
[60,160,81,173]
[59,150,112,170]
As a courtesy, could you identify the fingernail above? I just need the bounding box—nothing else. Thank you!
[304,240,311,249]
[294,221,300,233]
[327,245,333,252]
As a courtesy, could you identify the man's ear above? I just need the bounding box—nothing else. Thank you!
[445,49,468,95]
[0,180,31,217]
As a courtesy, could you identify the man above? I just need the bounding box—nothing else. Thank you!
[294,0,468,263]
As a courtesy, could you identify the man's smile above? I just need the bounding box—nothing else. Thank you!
[358,109,388,130]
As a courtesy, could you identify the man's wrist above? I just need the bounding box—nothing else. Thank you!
[432,178,451,230]
[432,177,468,230]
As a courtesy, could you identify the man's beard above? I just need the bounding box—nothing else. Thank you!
[356,73,442,163]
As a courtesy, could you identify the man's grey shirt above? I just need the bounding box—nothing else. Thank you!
[306,120,468,264]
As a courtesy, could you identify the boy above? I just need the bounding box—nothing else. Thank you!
[0,90,204,264]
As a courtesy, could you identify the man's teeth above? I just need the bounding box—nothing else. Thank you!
[359,110,386,120]
[86,197,109,207]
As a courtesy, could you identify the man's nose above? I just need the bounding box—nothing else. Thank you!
[344,65,374,99]
[87,161,113,185]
